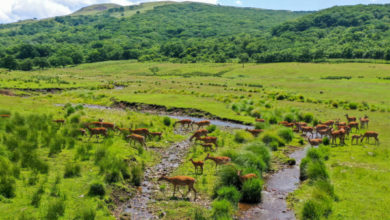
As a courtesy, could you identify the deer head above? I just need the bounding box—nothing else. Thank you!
[204,153,211,161]
[158,175,168,181]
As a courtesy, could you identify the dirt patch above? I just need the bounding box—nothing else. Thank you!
[0,89,15,96]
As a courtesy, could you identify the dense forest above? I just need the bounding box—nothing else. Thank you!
[0,2,390,70]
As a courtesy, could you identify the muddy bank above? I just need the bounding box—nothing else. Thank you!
[112,101,253,126]
[239,146,308,220]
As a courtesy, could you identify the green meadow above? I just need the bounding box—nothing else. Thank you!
[0,61,389,219]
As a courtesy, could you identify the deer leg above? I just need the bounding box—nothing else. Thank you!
[173,185,176,197]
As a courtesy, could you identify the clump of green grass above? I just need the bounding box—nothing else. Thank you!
[88,182,105,197]
[46,198,66,220]
[277,127,294,143]
[211,199,234,219]
[216,186,241,205]
[63,162,81,178]
[241,178,262,203]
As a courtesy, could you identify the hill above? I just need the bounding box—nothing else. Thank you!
[0,2,390,70]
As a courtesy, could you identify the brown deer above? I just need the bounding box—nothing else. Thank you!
[294,121,307,132]
[190,159,204,174]
[361,131,379,145]
[116,127,130,135]
[89,121,103,127]
[308,138,323,147]
[200,143,213,151]
[351,134,362,145]
[53,119,65,124]
[360,117,369,129]
[86,125,107,141]
[245,128,264,137]
[301,126,314,138]
[237,170,257,183]
[345,114,356,122]
[335,119,347,129]
[189,129,208,141]
[317,127,332,138]
[0,114,10,118]
[330,129,346,145]
[283,123,295,128]
[130,128,150,137]
[101,122,115,131]
[174,119,193,130]
[255,118,265,123]
[149,132,163,140]
[205,153,231,168]
[316,124,328,131]
[196,136,218,148]
[126,134,146,147]
[348,122,359,132]
[158,175,197,199]
[322,120,335,127]
[192,120,210,130]
[278,121,290,126]
[338,126,351,139]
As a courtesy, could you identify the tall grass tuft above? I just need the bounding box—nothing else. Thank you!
[240,178,262,203]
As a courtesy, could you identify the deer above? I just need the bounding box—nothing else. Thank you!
[301,126,314,138]
[330,129,346,145]
[317,127,332,138]
[315,124,328,131]
[189,129,208,141]
[192,120,210,130]
[237,170,257,183]
[174,119,193,130]
[53,119,65,124]
[126,134,146,147]
[149,132,163,140]
[89,121,103,127]
[278,121,290,126]
[348,122,359,133]
[283,123,295,128]
[130,128,150,138]
[345,114,356,122]
[338,125,351,139]
[322,120,335,128]
[86,125,107,141]
[308,138,323,147]
[255,118,265,123]
[196,136,218,148]
[158,175,197,200]
[361,131,379,145]
[294,121,307,132]
[190,159,204,174]
[200,143,213,151]
[205,153,231,168]
[351,134,362,145]
[101,122,115,131]
[335,119,347,129]
[0,114,10,118]
[360,117,369,129]
[115,127,130,135]
[245,128,264,137]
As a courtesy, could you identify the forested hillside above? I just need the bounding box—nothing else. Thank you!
[0,2,390,70]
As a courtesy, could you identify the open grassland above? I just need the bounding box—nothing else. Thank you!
[0,61,389,219]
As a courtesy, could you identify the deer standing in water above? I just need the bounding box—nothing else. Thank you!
[361,131,379,145]
[190,159,204,174]
[86,125,107,141]
[237,170,257,183]
[205,153,231,168]
[348,122,359,132]
[158,175,197,200]
[245,128,264,137]
[360,116,369,129]
[308,138,323,147]
[189,129,208,141]
[127,134,146,147]
[174,119,193,130]
[192,120,210,130]
[345,114,356,122]
[351,134,362,145]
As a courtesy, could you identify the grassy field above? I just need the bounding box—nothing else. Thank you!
[0,61,389,219]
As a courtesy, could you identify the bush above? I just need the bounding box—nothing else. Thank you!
[31,185,44,207]
[235,153,266,174]
[131,165,143,186]
[241,178,262,203]
[79,206,96,220]
[277,127,294,143]
[261,132,285,147]
[322,137,330,145]
[88,183,105,197]
[46,199,65,220]
[207,124,217,133]
[216,186,241,205]
[234,130,252,143]
[307,161,329,181]
[211,199,234,220]
[283,113,295,123]
[349,102,358,110]
[163,117,171,126]
[217,165,240,189]
[0,176,16,198]
[244,142,271,169]
[64,162,81,178]
[268,116,278,124]
[302,113,314,123]
[302,200,321,220]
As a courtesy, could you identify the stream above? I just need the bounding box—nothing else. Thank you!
[55,103,309,220]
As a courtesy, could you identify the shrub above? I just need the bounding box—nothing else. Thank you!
[217,165,240,189]
[163,117,171,126]
[283,113,295,123]
[235,153,266,174]
[31,185,44,207]
[307,161,329,181]
[0,176,16,198]
[322,137,330,145]
[287,158,296,165]
[245,142,271,169]
[302,113,314,123]
[216,186,241,205]
[349,102,358,110]
[234,130,252,143]
[64,162,81,178]
[269,141,279,151]
[261,132,285,147]
[302,200,321,220]
[88,183,105,197]
[268,116,278,124]
[211,199,234,220]
[131,165,143,186]
[69,114,80,124]
[46,199,65,220]
[277,128,294,143]
[79,206,96,220]
[207,124,217,133]
[241,178,262,203]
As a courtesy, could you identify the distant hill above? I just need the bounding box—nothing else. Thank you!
[0,2,389,70]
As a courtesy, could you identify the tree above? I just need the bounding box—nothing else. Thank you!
[18,44,38,59]
[2,55,18,70]
[70,52,83,64]
[33,57,50,69]
[20,59,33,71]
[239,53,249,68]
[149,66,160,75]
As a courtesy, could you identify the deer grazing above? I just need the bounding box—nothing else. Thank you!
[348,122,359,132]
[245,128,264,137]
[361,131,379,145]
[189,129,208,141]
[205,153,231,168]
[196,136,218,148]
[301,126,314,138]
[53,119,65,124]
[158,175,197,200]
[201,143,213,151]
[255,118,265,123]
[174,119,193,130]
[351,134,362,145]
[308,138,323,147]
[0,114,11,118]
[190,159,204,174]
[330,129,346,145]
[130,128,150,138]
[101,122,115,131]
[360,116,369,129]
[192,120,210,130]
[149,132,163,140]
[237,170,257,183]
[345,114,356,122]
[86,125,107,141]
[116,127,130,135]
[89,121,103,127]
[126,134,146,147]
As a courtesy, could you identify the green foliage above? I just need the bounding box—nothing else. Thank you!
[46,199,66,220]
[277,127,294,143]
[207,124,217,133]
[234,130,252,143]
[216,186,241,205]
[88,182,105,197]
[130,165,143,186]
[163,117,171,126]
[240,178,263,203]
[63,162,81,178]
[211,199,234,220]
[217,165,240,189]
[79,206,96,220]
[322,137,330,145]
